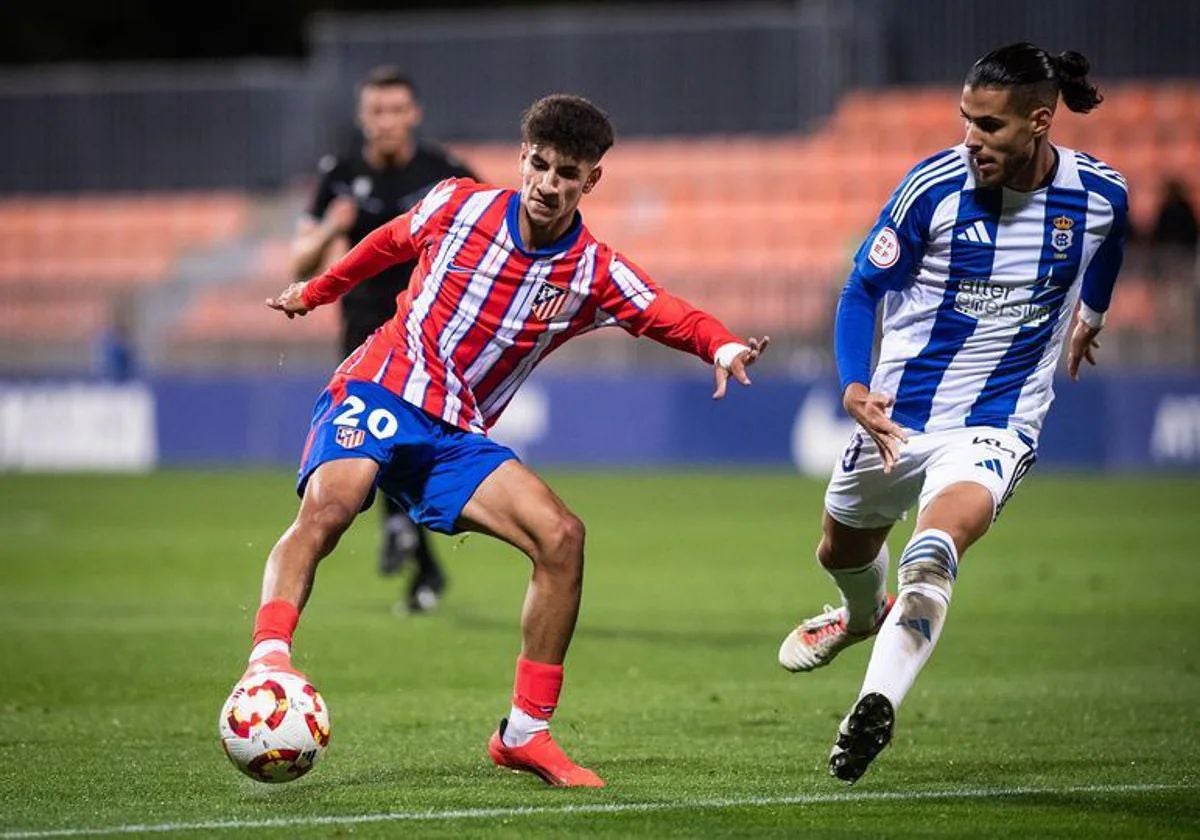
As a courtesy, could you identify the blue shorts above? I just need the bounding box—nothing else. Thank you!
[297,380,517,534]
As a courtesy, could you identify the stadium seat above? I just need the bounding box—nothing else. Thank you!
[0,192,249,288]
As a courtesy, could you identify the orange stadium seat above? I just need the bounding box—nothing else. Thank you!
[0,192,249,289]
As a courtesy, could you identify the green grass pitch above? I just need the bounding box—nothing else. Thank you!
[1,470,1197,837]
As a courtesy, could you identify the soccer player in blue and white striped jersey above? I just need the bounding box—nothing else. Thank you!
[776,43,1127,783]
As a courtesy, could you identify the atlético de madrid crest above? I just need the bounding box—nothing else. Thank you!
[335,426,365,449]
[1050,215,1074,253]
[531,281,569,321]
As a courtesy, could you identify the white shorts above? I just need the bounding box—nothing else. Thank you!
[824,426,1037,530]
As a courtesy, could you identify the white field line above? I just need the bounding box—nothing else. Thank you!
[1,782,1190,838]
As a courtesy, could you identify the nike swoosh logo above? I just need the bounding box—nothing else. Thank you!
[446,262,474,274]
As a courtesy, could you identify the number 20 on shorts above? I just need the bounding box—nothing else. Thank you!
[332,395,398,440]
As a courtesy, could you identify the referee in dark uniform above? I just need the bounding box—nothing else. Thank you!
[291,66,475,613]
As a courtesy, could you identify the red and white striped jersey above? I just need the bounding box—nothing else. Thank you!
[302,178,742,434]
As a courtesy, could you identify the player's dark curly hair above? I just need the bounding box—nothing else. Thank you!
[966,42,1103,114]
[521,94,614,163]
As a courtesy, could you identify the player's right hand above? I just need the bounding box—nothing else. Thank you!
[1066,317,1101,381]
[842,383,907,473]
[266,281,310,319]
[712,336,770,399]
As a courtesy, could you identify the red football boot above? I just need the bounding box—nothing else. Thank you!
[487,720,605,788]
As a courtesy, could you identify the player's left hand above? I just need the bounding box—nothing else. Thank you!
[266,281,311,320]
[713,336,770,400]
[1066,317,1101,381]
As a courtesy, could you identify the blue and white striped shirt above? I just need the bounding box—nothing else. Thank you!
[844,144,1127,442]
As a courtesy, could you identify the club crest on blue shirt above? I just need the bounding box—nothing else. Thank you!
[336,426,365,449]
[531,281,569,321]
[1050,215,1074,253]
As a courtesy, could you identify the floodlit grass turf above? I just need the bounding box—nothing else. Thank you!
[0,470,1197,838]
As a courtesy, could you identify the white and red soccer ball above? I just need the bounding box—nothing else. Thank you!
[218,671,331,783]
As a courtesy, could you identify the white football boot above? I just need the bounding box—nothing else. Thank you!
[777,595,895,672]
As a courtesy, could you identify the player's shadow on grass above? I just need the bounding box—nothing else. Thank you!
[450,609,766,648]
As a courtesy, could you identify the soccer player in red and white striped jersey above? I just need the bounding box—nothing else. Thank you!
[248,94,768,787]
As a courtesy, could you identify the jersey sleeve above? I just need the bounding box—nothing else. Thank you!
[850,153,952,294]
[301,211,418,308]
[591,251,659,327]
[1079,186,1129,319]
[593,251,742,363]
[304,155,340,222]
[834,274,886,392]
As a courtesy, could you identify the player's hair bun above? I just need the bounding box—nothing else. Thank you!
[1052,51,1103,113]
[1051,50,1090,81]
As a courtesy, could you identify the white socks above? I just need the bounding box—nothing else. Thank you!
[249,639,290,662]
[503,706,550,747]
[828,544,890,634]
[859,528,958,709]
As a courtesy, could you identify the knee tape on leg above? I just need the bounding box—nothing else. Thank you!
[897,528,957,600]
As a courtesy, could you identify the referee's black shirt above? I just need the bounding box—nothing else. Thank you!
[306,144,475,354]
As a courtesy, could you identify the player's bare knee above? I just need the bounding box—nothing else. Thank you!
[302,496,359,543]
[919,483,994,551]
[562,512,586,552]
[818,532,883,570]
[534,511,586,579]
[815,536,836,569]
[548,509,585,554]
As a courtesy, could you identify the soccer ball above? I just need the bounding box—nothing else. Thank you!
[218,671,331,783]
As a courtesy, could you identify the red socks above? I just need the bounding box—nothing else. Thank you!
[512,657,563,720]
[252,599,299,648]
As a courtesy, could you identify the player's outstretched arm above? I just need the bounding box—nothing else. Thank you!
[626,289,768,399]
[267,213,420,320]
[595,252,767,396]
[712,336,771,399]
